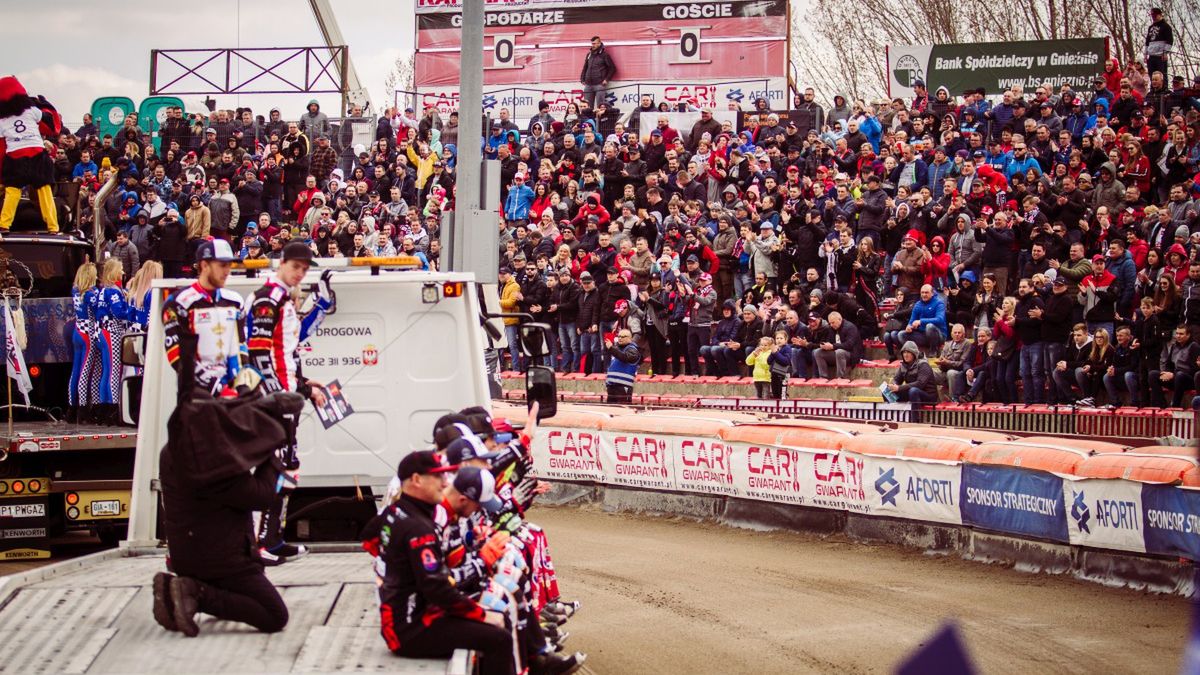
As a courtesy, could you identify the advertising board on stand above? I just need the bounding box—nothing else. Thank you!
[602,431,677,491]
[846,453,962,525]
[959,465,1069,543]
[533,426,606,483]
[887,38,1107,98]
[1063,478,1146,553]
[731,442,806,505]
[1141,484,1200,560]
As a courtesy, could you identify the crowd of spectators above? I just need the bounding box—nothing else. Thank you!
[46,26,1200,408]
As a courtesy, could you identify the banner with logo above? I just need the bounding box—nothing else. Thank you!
[1062,478,1146,554]
[729,441,808,506]
[600,430,678,491]
[533,426,606,483]
[887,39,1107,99]
[673,435,740,497]
[960,465,1069,543]
[1141,484,1200,561]
[637,110,740,146]
[848,454,963,525]
[410,80,783,125]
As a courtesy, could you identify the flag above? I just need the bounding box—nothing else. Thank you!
[4,301,31,405]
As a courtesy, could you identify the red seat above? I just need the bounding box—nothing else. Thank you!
[649,374,675,382]
[584,373,607,381]
[848,379,873,388]
[697,376,722,384]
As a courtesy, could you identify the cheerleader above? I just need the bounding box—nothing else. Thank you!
[125,261,163,331]
[67,263,99,423]
[94,259,134,425]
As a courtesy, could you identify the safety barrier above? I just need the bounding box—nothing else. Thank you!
[497,403,1200,586]
[502,388,1197,441]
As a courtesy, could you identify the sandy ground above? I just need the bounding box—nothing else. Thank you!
[534,506,1190,675]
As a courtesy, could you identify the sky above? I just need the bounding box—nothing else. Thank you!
[1,0,416,126]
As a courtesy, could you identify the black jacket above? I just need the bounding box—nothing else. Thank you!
[576,286,602,331]
[160,447,279,579]
[550,282,580,324]
[580,46,616,85]
[155,217,189,262]
[361,494,486,648]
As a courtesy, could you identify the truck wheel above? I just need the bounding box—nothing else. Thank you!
[97,524,128,547]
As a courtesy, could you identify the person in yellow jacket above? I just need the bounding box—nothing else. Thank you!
[498,266,524,370]
[745,336,774,399]
[406,141,440,192]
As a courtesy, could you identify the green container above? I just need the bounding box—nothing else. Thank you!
[89,97,137,142]
[138,96,185,154]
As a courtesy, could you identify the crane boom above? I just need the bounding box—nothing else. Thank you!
[307,0,372,113]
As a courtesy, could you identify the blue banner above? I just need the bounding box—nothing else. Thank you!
[1141,485,1200,561]
[960,465,1069,542]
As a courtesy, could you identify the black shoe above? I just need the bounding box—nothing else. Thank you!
[152,572,177,632]
[169,576,202,637]
[532,651,586,675]
[257,547,286,566]
[269,542,309,559]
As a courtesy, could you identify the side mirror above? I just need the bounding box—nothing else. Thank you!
[526,365,557,420]
[519,322,552,359]
[121,332,146,367]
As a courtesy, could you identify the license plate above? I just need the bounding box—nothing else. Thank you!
[90,500,121,516]
[0,503,44,518]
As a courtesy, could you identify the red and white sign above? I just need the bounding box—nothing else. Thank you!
[602,432,676,490]
[674,437,738,496]
[733,443,806,505]
[533,426,605,482]
[810,451,867,512]
[412,78,787,123]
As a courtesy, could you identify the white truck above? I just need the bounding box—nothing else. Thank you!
[0,259,556,674]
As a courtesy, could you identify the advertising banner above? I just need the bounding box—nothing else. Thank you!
[729,441,809,506]
[637,110,740,146]
[1141,484,1200,560]
[808,450,867,511]
[960,465,1069,542]
[673,435,740,497]
[601,430,678,491]
[850,454,962,525]
[887,39,1107,98]
[413,79,785,123]
[532,426,606,482]
[736,109,820,137]
[1063,478,1146,553]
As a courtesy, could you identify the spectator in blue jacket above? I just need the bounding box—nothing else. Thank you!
[1105,238,1137,318]
[503,173,535,226]
[1004,141,1042,185]
[904,284,948,355]
[860,108,883,152]
[71,150,97,180]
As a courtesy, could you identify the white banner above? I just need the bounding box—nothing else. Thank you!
[413,78,786,124]
[850,453,963,525]
[729,441,807,505]
[602,430,677,490]
[533,426,606,482]
[1063,477,1147,554]
[674,436,740,496]
[637,109,741,145]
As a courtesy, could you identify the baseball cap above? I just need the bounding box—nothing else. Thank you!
[491,418,515,444]
[699,272,712,283]
[396,449,456,480]
[658,255,672,265]
[686,254,700,263]
[1092,254,1105,264]
[1053,276,1068,286]
[282,241,319,266]
[453,466,503,512]
[614,299,629,313]
[195,239,237,263]
[205,127,216,134]
[580,271,594,281]
[444,435,500,465]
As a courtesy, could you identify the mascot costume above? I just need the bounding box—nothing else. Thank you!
[0,76,60,233]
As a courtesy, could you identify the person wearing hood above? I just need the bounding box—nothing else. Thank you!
[298,99,330,141]
[827,94,853,127]
[946,212,981,280]
[886,340,938,402]
[929,86,953,119]
[1092,161,1126,213]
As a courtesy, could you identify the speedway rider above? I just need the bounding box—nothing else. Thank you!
[245,241,335,564]
[162,240,245,396]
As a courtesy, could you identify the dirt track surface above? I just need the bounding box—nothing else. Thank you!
[534,506,1189,674]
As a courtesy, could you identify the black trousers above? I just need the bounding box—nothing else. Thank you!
[394,616,514,675]
[606,384,633,404]
[195,569,289,633]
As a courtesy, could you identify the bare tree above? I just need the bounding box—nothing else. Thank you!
[383,52,416,112]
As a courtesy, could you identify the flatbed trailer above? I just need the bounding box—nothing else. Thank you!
[0,545,470,674]
[0,421,138,560]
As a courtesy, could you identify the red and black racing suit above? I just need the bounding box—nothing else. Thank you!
[362,493,514,675]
